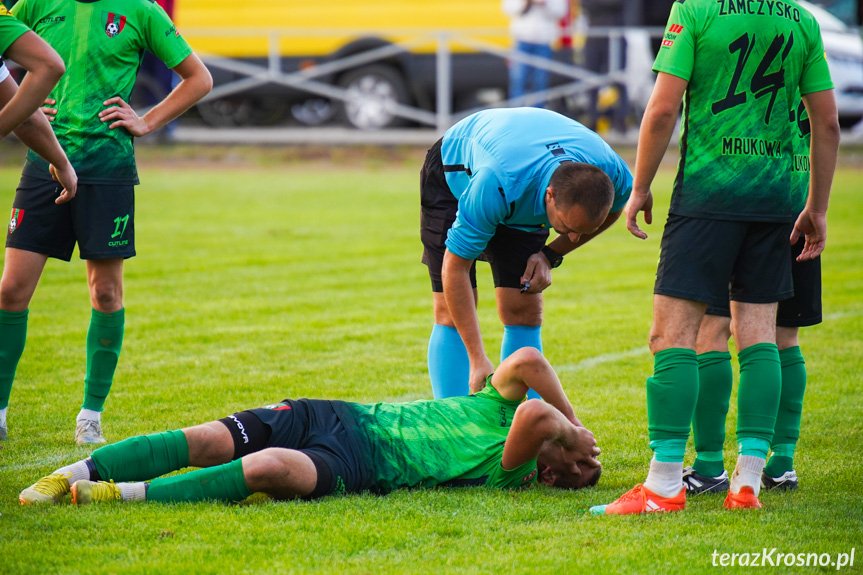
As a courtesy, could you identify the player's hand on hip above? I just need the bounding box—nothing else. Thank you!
[100,97,151,137]
[791,208,827,261]
[520,252,552,293]
[41,98,57,122]
[624,188,653,240]
[50,161,78,204]
[468,357,495,394]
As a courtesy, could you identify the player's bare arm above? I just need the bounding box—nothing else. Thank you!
[442,249,494,392]
[491,347,579,425]
[792,89,840,262]
[3,79,76,204]
[501,399,600,473]
[0,31,64,139]
[99,52,212,137]
[626,72,688,240]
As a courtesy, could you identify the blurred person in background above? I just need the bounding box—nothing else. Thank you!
[503,0,570,107]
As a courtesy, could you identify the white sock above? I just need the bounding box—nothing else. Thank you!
[77,408,101,422]
[54,460,92,485]
[643,458,683,498]
[730,455,766,496]
[117,482,147,502]
[0,407,7,427]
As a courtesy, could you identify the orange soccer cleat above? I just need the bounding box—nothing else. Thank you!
[724,486,763,509]
[590,484,686,515]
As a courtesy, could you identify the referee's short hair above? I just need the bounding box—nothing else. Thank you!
[549,162,615,222]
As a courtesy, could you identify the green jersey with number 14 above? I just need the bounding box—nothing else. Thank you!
[12,0,192,184]
[654,0,833,221]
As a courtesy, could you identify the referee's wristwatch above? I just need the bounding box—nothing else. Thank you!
[541,245,563,269]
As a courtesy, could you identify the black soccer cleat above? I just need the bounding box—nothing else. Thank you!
[760,469,799,491]
[682,466,730,495]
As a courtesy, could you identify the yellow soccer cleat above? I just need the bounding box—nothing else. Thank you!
[71,480,122,505]
[19,473,72,505]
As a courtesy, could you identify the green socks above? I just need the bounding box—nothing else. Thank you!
[647,349,699,452]
[0,309,28,410]
[737,343,781,443]
[764,346,807,477]
[82,308,125,412]
[692,351,733,477]
[91,430,189,481]
[147,458,252,503]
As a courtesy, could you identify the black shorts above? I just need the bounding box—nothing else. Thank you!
[420,139,548,292]
[654,214,793,307]
[6,175,135,261]
[219,399,374,499]
[705,236,822,327]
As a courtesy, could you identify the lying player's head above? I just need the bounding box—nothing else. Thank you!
[545,163,614,243]
[536,435,602,490]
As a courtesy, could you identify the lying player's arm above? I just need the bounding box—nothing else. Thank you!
[0,31,65,139]
[546,208,622,255]
[501,399,599,470]
[491,347,579,426]
[99,52,213,137]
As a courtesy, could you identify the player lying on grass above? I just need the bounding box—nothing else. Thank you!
[20,347,602,505]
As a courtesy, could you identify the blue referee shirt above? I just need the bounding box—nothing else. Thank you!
[441,108,632,260]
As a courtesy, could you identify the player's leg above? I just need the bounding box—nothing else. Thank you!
[0,248,47,439]
[74,183,135,444]
[593,216,744,515]
[19,420,229,505]
[487,224,547,400]
[762,239,820,490]
[684,310,733,494]
[421,139,472,398]
[723,221,793,509]
[2,175,75,439]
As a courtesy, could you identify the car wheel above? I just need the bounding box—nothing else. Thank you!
[337,65,410,130]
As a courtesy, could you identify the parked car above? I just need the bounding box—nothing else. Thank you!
[800,0,863,126]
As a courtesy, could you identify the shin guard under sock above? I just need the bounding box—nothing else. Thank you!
[501,325,542,400]
[146,458,252,503]
[428,324,469,398]
[0,309,28,411]
[91,429,189,482]
[764,347,806,477]
[692,351,733,477]
[737,343,781,443]
[82,308,125,411]
[647,349,699,444]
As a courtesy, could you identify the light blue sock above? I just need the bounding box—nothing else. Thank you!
[428,324,469,399]
[501,325,542,400]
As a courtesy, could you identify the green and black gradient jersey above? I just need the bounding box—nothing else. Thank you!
[654,0,833,221]
[334,383,539,493]
[11,0,192,184]
[0,2,30,62]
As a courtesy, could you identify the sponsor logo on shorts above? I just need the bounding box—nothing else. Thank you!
[522,468,538,483]
[263,402,292,411]
[108,214,130,247]
[228,415,249,444]
[102,11,127,37]
[8,208,23,234]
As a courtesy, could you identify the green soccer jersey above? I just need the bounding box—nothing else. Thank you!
[653,0,833,221]
[337,384,539,494]
[0,2,30,57]
[11,0,192,184]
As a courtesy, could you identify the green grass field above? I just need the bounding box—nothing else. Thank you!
[1,146,861,574]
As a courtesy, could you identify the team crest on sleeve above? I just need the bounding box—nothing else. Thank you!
[102,12,127,37]
[8,208,23,234]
